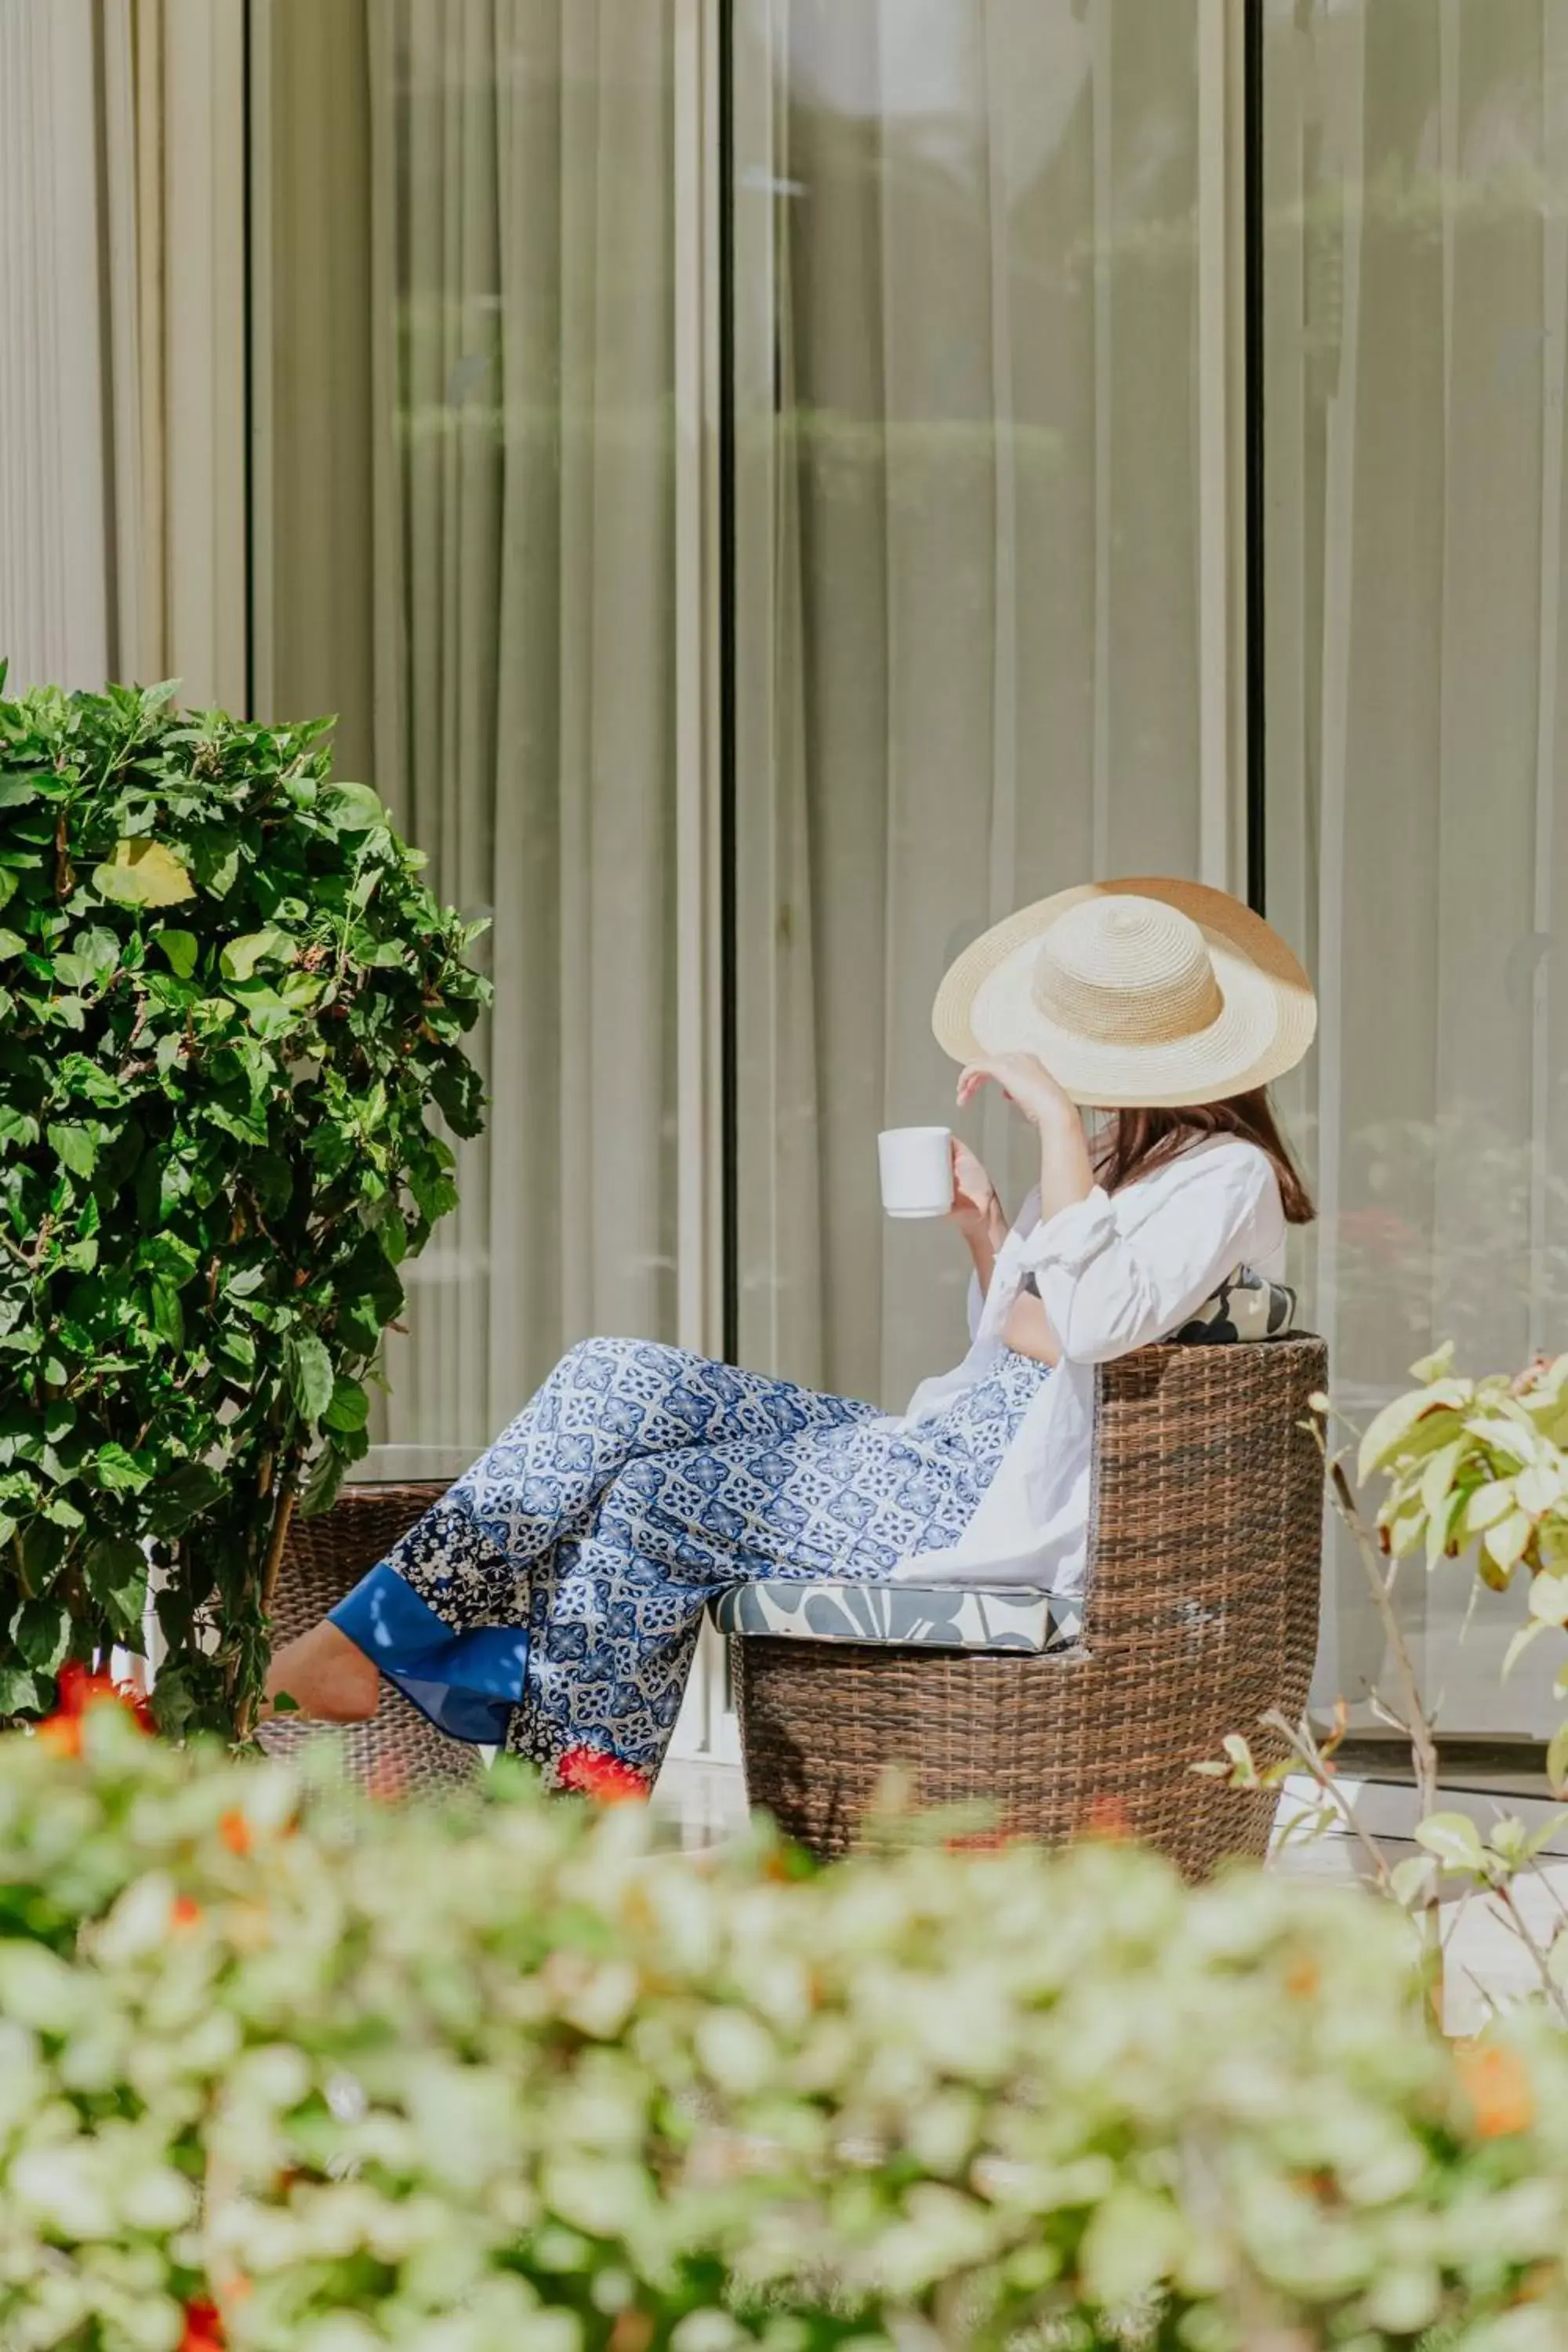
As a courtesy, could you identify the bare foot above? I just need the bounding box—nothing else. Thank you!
[261,1621,380,1724]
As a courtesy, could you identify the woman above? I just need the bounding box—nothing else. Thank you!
[264,879,1316,1787]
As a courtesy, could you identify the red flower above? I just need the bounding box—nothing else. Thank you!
[556,1746,651,1805]
[179,2300,224,2352]
[171,1895,203,1933]
[219,1810,251,1857]
[37,1661,154,1751]
[1083,1795,1134,1843]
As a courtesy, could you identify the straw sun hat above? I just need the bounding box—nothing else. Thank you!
[932,877,1316,1111]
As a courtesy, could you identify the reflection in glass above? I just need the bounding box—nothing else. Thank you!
[260,0,682,1468]
[733,0,1210,1404]
[1264,0,1568,1733]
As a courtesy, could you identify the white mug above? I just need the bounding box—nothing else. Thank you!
[878,1125,953,1219]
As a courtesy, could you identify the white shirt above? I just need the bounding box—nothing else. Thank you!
[888,1135,1288,1599]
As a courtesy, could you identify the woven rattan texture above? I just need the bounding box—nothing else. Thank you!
[256,1482,481,1794]
[732,1339,1327,1879]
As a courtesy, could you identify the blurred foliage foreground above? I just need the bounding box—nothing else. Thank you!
[2,1703,1568,2352]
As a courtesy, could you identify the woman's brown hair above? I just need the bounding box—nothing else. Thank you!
[1096,1089,1316,1225]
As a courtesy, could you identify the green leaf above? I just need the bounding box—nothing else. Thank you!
[220,927,297,983]
[284,1330,334,1425]
[1078,2186,1186,2307]
[1425,1483,1466,1571]
[300,1443,348,1521]
[1548,1721,1568,1799]
[0,1105,39,1150]
[139,1232,200,1286]
[70,925,118,980]
[321,781,387,832]
[146,1463,227,1536]
[91,1443,154,1495]
[1529,1572,1568,1627]
[1527,1809,1568,1860]
[0,1662,44,1715]
[0,777,39,809]
[9,1598,71,1673]
[191,835,241,898]
[1389,1853,1437,1909]
[1516,1460,1566,1515]
[1415,1811,1486,1872]
[0,929,24,960]
[1417,1439,1466,1519]
[1483,1509,1533,1577]
[324,1376,369,1435]
[46,1123,98,1179]
[92,838,195,908]
[149,1277,185,1350]
[1465,1479,1519,1537]
[155,927,199,978]
[82,1537,148,1637]
[1357,1381,1472,1483]
[213,1326,256,1377]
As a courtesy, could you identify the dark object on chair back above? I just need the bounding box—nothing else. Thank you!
[256,1483,478,1795]
[731,1338,1327,1879]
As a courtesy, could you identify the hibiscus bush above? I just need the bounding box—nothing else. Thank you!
[0,678,488,1737]
[3,1706,1568,2352]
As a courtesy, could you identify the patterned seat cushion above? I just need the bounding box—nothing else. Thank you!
[711,1283,1294,1657]
[709,1579,1082,1653]
[1172,1266,1296,1345]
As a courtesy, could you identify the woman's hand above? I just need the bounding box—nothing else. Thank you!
[946,1135,1004,1239]
[959,1051,1094,1225]
[957,1051,1078,1131]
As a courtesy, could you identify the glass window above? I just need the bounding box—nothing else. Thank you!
[1264,0,1568,1736]
[731,0,1216,1407]
[257,0,686,1473]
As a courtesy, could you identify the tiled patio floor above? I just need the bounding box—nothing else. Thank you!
[651,1759,1568,2035]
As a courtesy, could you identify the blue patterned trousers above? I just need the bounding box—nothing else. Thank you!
[331,1337,1046,1781]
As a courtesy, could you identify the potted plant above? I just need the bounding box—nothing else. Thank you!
[0,676,488,1737]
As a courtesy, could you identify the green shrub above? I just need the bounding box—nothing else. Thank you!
[2,1711,1567,2352]
[0,680,488,1737]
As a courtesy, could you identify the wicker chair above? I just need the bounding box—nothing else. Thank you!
[256,1481,478,1795]
[728,1337,1327,1879]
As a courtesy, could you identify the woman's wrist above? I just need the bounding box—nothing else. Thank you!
[955,1192,1007,1247]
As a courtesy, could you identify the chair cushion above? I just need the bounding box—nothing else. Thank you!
[709,1579,1082,1653]
[1172,1266,1296,1344]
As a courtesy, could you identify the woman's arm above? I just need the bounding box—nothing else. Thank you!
[1020,1146,1282,1365]
[956,1052,1094,1223]
[999,1289,1062,1367]
[947,1135,1010,1296]
[955,1053,1091,1363]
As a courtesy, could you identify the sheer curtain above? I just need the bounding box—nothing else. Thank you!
[733,0,1211,1406]
[1265,0,1568,1735]
[0,0,248,706]
[0,0,117,689]
[263,0,683,1469]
